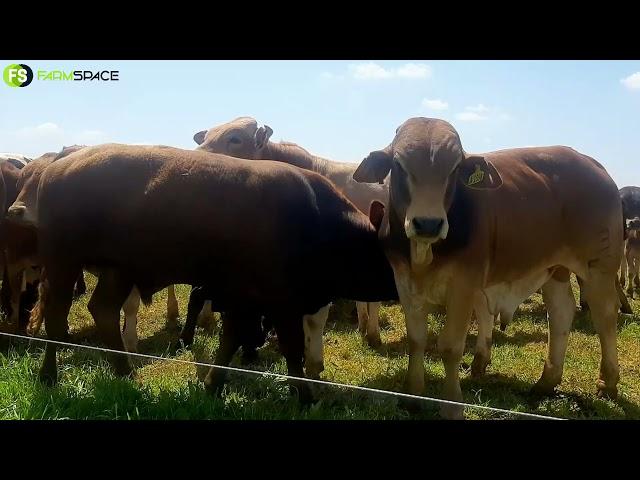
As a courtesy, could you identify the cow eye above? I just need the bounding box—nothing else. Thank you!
[229,136,242,145]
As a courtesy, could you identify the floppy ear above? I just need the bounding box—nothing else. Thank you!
[193,130,207,145]
[458,154,503,190]
[354,148,393,184]
[369,200,385,233]
[255,125,273,150]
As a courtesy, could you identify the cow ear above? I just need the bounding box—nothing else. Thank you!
[458,154,503,190]
[193,130,207,145]
[354,149,393,184]
[255,125,273,150]
[369,200,385,232]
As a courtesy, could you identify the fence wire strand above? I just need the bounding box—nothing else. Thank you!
[0,330,565,420]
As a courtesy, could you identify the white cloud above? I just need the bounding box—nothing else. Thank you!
[422,98,449,111]
[15,122,65,141]
[350,63,393,80]
[621,72,640,90]
[466,103,490,113]
[452,104,511,123]
[1,122,109,157]
[347,62,432,80]
[395,63,432,79]
[455,111,488,122]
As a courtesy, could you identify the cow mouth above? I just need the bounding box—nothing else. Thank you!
[410,239,433,266]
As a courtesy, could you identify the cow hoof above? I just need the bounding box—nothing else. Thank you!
[204,371,226,397]
[620,303,633,315]
[499,322,507,332]
[366,332,382,349]
[169,340,188,356]
[112,359,134,378]
[398,396,425,414]
[470,357,489,379]
[596,381,618,400]
[292,383,314,406]
[580,302,590,312]
[531,379,557,397]
[439,404,465,420]
[241,349,259,365]
[38,369,58,387]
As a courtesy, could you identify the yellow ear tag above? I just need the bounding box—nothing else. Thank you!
[466,164,485,186]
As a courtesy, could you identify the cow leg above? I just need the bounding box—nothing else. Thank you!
[242,311,271,365]
[532,272,576,395]
[121,287,141,353]
[619,246,628,288]
[582,271,620,399]
[617,278,633,314]
[178,285,207,349]
[166,285,179,328]
[5,264,25,331]
[203,309,242,396]
[18,280,39,333]
[438,286,474,420]
[38,266,78,386]
[197,300,217,332]
[366,302,382,347]
[0,261,11,318]
[471,293,494,378]
[303,304,330,380]
[626,252,636,298]
[356,301,381,347]
[87,270,134,377]
[73,270,86,298]
[273,314,312,405]
[395,272,429,399]
[356,301,368,340]
[577,275,588,311]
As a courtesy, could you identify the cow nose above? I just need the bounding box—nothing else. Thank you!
[7,205,26,219]
[412,217,444,237]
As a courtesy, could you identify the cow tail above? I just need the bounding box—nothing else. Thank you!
[27,275,48,336]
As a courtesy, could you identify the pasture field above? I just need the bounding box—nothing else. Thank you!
[1,274,639,420]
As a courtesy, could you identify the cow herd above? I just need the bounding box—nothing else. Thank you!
[0,116,638,419]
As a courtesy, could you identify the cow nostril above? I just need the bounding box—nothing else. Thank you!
[412,217,444,237]
[8,205,26,218]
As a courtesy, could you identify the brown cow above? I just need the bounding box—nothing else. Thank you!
[193,116,389,347]
[621,216,640,297]
[7,147,178,349]
[354,117,622,419]
[29,144,397,401]
[0,155,50,332]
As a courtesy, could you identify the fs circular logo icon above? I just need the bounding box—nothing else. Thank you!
[3,64,34,87]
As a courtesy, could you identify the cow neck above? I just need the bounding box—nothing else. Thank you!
[261,141,332,177]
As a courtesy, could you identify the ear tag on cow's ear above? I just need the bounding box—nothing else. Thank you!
[466,164,485,186]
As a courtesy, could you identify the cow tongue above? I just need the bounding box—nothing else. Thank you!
[411,240,432,266]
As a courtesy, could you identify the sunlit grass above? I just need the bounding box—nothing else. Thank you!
[1,274,639,419]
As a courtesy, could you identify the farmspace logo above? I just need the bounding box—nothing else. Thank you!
[3,64,33,87]
[3,63,119,87]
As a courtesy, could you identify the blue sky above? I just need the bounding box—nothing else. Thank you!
[2,60,639,186]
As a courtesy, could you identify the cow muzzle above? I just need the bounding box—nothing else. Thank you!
[7,204,27,221]
[405,216,448,242]
[6,203,36,227]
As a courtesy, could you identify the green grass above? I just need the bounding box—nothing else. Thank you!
[1,274,639,420]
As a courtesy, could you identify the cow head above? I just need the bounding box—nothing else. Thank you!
[627,217,640,239]
[7,152,57,227]
[193,116,273,159]
[354,117,501,266]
